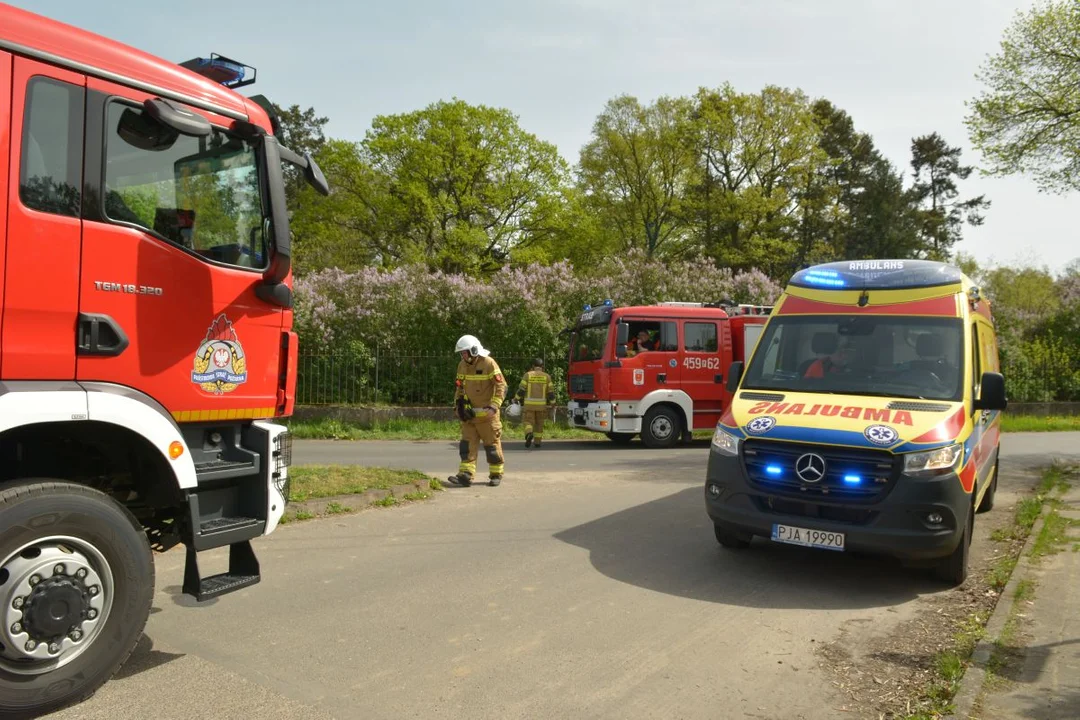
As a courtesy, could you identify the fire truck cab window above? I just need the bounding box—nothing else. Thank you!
[626,321,677,354]
[684,322,718,352]
[102,101,268,270]
[19,77,85,218]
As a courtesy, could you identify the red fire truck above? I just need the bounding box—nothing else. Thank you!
[0,4,328,714]
[567,300,772,447]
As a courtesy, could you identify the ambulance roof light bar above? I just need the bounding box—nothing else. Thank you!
[789,259,966,291]
[179,54,257,90]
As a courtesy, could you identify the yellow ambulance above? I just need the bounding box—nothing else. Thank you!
[706,259,1006,585]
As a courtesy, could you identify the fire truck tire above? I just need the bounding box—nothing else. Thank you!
[0,479,154,718]
[605,432,636,444]
[641,406,681,449]
[933,496,973,586]
[714,522,752,549]
[977,456,998,514]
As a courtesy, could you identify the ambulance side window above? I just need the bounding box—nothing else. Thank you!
[971,324,982,400]
[19,77,84,218]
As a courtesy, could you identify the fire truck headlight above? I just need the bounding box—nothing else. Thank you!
[594,409,608,419]
[903,443,962,475]
[711,427,740,456]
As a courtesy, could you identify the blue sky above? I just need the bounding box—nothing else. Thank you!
[14,0,1076,276]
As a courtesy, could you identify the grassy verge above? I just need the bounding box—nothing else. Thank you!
[284,414,1075,441]
[279,465,442,524]
[904,462,1077,719]
[1001,415,1080,433]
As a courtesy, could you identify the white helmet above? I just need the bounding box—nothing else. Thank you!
[455,334,490,358]
[506,402,522,420]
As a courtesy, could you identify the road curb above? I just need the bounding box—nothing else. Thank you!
[946,505,1049,719]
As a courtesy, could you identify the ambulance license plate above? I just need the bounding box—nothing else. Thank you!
[771,524,845,551]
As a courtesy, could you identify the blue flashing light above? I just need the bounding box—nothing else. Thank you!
[789,259,966,291]
[584,304,592,311]
[843,474,862,484]
[766,465,783,477]
[604,299,613,307]
[803,270,846,287]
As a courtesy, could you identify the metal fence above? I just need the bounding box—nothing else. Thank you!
[296,349,1079,407]
[297,349,567,407]
[1001,357,1080,403]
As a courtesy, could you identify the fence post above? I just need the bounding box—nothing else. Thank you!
[375,342,380,403]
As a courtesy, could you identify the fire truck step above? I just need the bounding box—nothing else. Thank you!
[191,513,264,551]
[182,540,261,602]
[194,458,259,482]
[200,516,261,534]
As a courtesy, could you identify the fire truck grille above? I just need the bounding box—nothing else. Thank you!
[570,374,595,394]
[742,439,899,504]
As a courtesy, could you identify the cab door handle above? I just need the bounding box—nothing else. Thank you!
[77,313,129,357]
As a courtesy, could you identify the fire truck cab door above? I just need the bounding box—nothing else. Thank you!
[2,58,85,381]
[76,77,282,419]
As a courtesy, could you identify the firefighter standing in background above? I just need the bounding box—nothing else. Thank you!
[513,358,556,449]
[447,334,508,487]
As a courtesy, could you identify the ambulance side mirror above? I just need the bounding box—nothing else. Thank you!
[615,322,629,359]
[974,371,1007,411]
[726,361,744,393]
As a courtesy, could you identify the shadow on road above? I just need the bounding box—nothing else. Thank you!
[554,486,947,611]
[112,633,185,681]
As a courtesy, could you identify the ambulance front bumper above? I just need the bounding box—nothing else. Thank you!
[704,440,972,561]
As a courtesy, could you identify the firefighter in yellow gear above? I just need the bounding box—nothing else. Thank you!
[447,334,508,487]
[513,357,556,448]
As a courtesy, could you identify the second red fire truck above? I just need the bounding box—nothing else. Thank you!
[567,300,772,447]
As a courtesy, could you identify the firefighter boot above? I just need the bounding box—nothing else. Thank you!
[525,432,534,449]
[489,474,502,487]
[445,472,473,487]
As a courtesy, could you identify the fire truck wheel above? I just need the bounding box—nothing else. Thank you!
[977,456,999,514]
[605,432,636,444]
[0,479,154,718]
[641,406,681,449]
[934,496,973,586]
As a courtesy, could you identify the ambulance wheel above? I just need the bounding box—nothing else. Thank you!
[714,522,752,549]
[606,432,635,445]
[977,457,999,513]
[934,499,972,586]
[641,406,680,449]
[0,480,154,718]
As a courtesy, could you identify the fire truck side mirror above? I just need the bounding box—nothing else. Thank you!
[143,97,211,138]
[726,361,744,393]
[615,322,629,358]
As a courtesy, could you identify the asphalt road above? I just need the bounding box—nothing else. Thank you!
[46,432,1080,720]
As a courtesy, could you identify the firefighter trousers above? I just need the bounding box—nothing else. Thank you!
[458,413,504,478]
[523,407,548,444]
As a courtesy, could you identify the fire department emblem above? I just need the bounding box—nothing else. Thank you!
[745,416,777,435]
[191,314,248,395]
[864,424,898,446]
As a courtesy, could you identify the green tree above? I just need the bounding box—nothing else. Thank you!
[685,84,828,276]
[807,101,922,262]
[577,94,696,258]
[272,103,330,204]
[909,133,989,259]
[965,0,1080,193]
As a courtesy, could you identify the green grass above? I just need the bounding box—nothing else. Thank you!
[288,465,432,502]
[1001,415,1080,433]
[285,414,1078,442]
[286,417,603,442]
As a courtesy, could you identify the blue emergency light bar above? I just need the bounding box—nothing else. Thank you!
[583,299,614,312]
[789,259,966,291]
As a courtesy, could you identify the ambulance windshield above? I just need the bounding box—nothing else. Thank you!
[741,315,965,402]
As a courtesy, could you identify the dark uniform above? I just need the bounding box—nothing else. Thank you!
[514,360,555,448]
[450,354,508,486]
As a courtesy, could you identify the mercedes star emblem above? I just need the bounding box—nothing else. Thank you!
[795,453,827,483]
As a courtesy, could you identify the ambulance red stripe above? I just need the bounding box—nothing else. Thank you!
[777,295,959,317]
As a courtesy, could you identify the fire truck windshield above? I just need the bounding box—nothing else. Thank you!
[572,324,608,362]
[740,315,965,402]
[103,101,267,270]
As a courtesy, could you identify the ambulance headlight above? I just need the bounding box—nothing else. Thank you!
[711,427,740,456]
[903,443,962,475]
